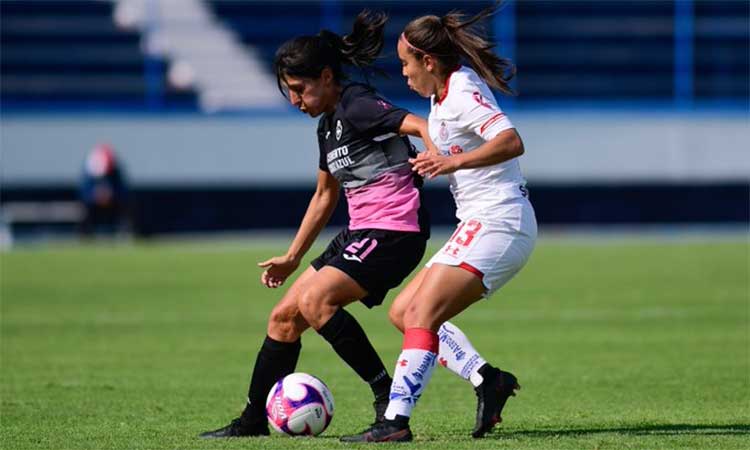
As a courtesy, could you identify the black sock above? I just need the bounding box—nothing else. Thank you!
[477,363,496,379]
[240,335,301,426]
[477,363,492,377]
[370,370,392,402]
[317,308,392,400]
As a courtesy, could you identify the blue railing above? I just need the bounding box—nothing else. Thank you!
[674,0,694,109]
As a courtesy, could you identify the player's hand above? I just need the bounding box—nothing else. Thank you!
[422,140,440,157]
[257,254,300,288]
[408,153,459,179]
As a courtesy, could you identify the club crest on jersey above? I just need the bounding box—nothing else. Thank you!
[439,121,448,141]
[335,120,343,140]
[450,144,463,155]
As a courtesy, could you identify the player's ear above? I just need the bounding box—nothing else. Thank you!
[320,67,334,86]
[423,54,436,73]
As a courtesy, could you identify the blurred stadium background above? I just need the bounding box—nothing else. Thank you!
[1,0,747,243]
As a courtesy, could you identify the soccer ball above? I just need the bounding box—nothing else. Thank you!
[266,372,334,436]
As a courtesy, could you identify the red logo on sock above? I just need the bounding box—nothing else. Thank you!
[399,359,408,367]
[438,357,448,367]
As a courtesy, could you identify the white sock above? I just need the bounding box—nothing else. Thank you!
[437,321,488,388]
[384,328,438,420]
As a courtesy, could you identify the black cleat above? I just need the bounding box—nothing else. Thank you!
[340,416,413,443]
[338,397,390,440]
[199,418,270,439]
[471,365,520,438]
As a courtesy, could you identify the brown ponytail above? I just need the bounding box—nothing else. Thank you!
[402,3,515,95]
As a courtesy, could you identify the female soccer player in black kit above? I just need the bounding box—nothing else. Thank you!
[201,11,506,439]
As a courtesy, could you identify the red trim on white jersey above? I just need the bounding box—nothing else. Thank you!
[479,112,507,134]
[458,262,484,280]
[436,65,462,105]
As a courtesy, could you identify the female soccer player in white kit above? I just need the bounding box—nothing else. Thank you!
[343,5,537,442]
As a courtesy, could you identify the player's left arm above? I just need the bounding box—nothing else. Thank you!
[409,129,523,179]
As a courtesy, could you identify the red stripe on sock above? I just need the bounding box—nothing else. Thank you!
[403,328,438,353]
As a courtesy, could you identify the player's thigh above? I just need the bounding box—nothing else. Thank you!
[298,266,367,310]
[297,265,369,328]
[267,266,318,339]
[388,267,428,332]
[403,263,486,331]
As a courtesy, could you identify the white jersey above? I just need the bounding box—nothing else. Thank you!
[428,66,528,223]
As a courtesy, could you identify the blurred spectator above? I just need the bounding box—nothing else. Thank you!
[79,144,130,237]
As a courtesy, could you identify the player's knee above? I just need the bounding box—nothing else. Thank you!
[403,301,439,330]
[388,303,405,332]
[268,304,299,339]
[298,289,325,326]
[402,301,418,327]
[299,288,342,330]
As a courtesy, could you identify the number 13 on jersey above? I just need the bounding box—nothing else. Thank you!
[442,219,483,259]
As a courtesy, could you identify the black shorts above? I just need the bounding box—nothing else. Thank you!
[311,228,427,308]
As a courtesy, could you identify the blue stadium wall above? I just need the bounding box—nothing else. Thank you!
[2,183,748,237]
[2,112,748,236]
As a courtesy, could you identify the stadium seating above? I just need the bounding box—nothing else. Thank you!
[693,1,750,99]
[0,0,197,107]
[207,0,749,104]
[1,0,747,109]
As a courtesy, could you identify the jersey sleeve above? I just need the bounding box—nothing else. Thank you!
[343,93,409,137]
[318,137,329,172]
[317,119,330,172]
[455,79,514,141]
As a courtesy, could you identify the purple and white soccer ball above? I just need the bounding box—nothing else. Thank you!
[265,372,335,436]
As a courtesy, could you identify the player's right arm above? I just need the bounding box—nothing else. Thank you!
[258,169,340,288]
[399,113,439,155]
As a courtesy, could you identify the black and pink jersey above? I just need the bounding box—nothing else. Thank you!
[317,83,429,235]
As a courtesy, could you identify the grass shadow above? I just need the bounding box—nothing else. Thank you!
[324,424,750,443]
[495,423,750,439]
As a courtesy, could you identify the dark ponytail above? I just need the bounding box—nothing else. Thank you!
[402,3,515,95]
[274,10,387,96]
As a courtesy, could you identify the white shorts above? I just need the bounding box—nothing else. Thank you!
[426,206,537,297]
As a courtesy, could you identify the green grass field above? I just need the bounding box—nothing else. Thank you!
[1,236,748,449]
